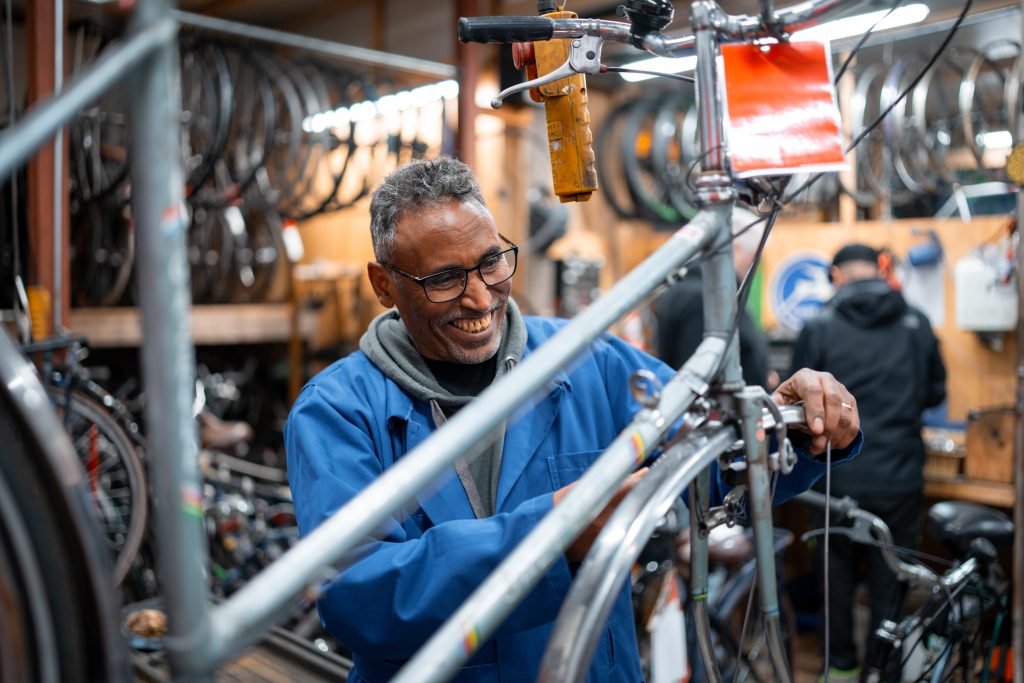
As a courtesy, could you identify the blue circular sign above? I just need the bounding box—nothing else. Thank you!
[771,252,833,332]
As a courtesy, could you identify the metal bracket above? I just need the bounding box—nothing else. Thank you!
[629,369,663,409]
[490,34,606,108]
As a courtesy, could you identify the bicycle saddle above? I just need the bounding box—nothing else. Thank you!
[926,501,1014,558]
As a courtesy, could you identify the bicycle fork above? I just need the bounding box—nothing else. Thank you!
[738,386,794,683]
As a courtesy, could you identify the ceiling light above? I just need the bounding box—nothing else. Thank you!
[616,3,929,81]
[302,79,459,133]
[616,55,698,82]
[979,130,1013,149]
[792,3,930,41]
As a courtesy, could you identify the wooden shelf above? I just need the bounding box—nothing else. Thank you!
[924,473,1014,509]
[69,304,314,348]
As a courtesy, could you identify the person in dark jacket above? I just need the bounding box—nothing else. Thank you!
[790,242,947,681]
[653,207,770,388]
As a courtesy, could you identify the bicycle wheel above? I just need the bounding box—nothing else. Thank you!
[48,387,148,585]
[960,41,1017,177]
[595,98,643,222]
[71,197,135,307]
[0,347,127,682]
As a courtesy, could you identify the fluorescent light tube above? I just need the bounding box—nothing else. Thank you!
[616,3,930,81]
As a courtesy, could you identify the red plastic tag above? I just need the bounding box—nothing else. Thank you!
[721,40,847,177]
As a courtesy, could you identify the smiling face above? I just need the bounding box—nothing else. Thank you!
[367,198,511,364]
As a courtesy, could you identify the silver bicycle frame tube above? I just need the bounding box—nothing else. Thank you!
[126,3,211,681]
[690,468,720,683]
[391,331,728,683]
[738,387,792,683]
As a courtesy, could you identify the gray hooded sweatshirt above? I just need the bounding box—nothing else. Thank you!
[359,299,527,517]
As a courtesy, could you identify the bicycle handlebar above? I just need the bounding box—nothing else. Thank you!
[457,16,554,43]
[795,490,946,588]
[458,0,858,54]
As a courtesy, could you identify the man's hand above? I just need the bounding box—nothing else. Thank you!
[554,468,648,563]
[772,368,859,454]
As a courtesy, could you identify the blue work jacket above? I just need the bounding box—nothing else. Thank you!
[286,316,859,683]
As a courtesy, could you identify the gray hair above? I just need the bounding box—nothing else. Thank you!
[369,158,488,264]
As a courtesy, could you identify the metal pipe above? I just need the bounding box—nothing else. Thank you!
[173,10,456,79]
[199,212,720,669]
[737,386,792,683]
[700,203,742,388]
[0,16,174,186]
[456,0,478,168]
[1014,0,1024,668]
[832,5,1017,50]
[53,0,63,330]
[538,427,738,683]
[690,470,722,683]
[392,330,726,683]
[127,3,210,682]
[692,1,726,173]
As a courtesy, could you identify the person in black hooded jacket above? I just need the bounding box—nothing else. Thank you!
[789,242,947,681]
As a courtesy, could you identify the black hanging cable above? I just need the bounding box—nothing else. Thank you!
[602,66,696,84]
[832,0,903,83]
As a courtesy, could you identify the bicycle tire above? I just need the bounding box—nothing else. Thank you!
[48,387,149,585]
[275,57,332,219]
[68,23,131,206]
[255,51,306,207]
[837,63,883,208]
[289,60,362,219]
[649,91,700,222]
[594,98,643,222]
[851,63,900,206]
[912,51,972,185]
[191,43,277,208]
[226,200,283,303]
[189,204,237,304]
[71,198,135,307]
[0,366,127,681]
[883,53,944,197]
[179,36,234,194]
[960,41,1017,176]
[621,93,690,228]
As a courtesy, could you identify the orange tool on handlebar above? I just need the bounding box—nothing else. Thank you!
[512,7,598,203]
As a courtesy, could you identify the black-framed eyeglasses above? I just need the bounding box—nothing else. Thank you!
[382,234,519,303]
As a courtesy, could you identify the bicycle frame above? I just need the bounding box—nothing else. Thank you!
[0,0,863,681]
[538,403,806,683]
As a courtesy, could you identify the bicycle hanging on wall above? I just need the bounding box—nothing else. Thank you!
[0,0,1010,681]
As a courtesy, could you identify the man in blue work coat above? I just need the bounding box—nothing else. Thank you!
[286,158,862,683]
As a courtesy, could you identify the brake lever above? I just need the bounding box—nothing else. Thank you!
[491,33,606,108]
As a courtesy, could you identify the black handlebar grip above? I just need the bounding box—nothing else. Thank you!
[458,16,554,44]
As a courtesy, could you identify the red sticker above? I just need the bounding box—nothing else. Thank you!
[721,40,847,177]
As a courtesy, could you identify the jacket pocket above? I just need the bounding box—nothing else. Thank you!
[546,449,604,490]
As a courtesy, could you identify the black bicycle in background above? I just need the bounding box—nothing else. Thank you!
[20,334,149,587]
[796,490,1013,683]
